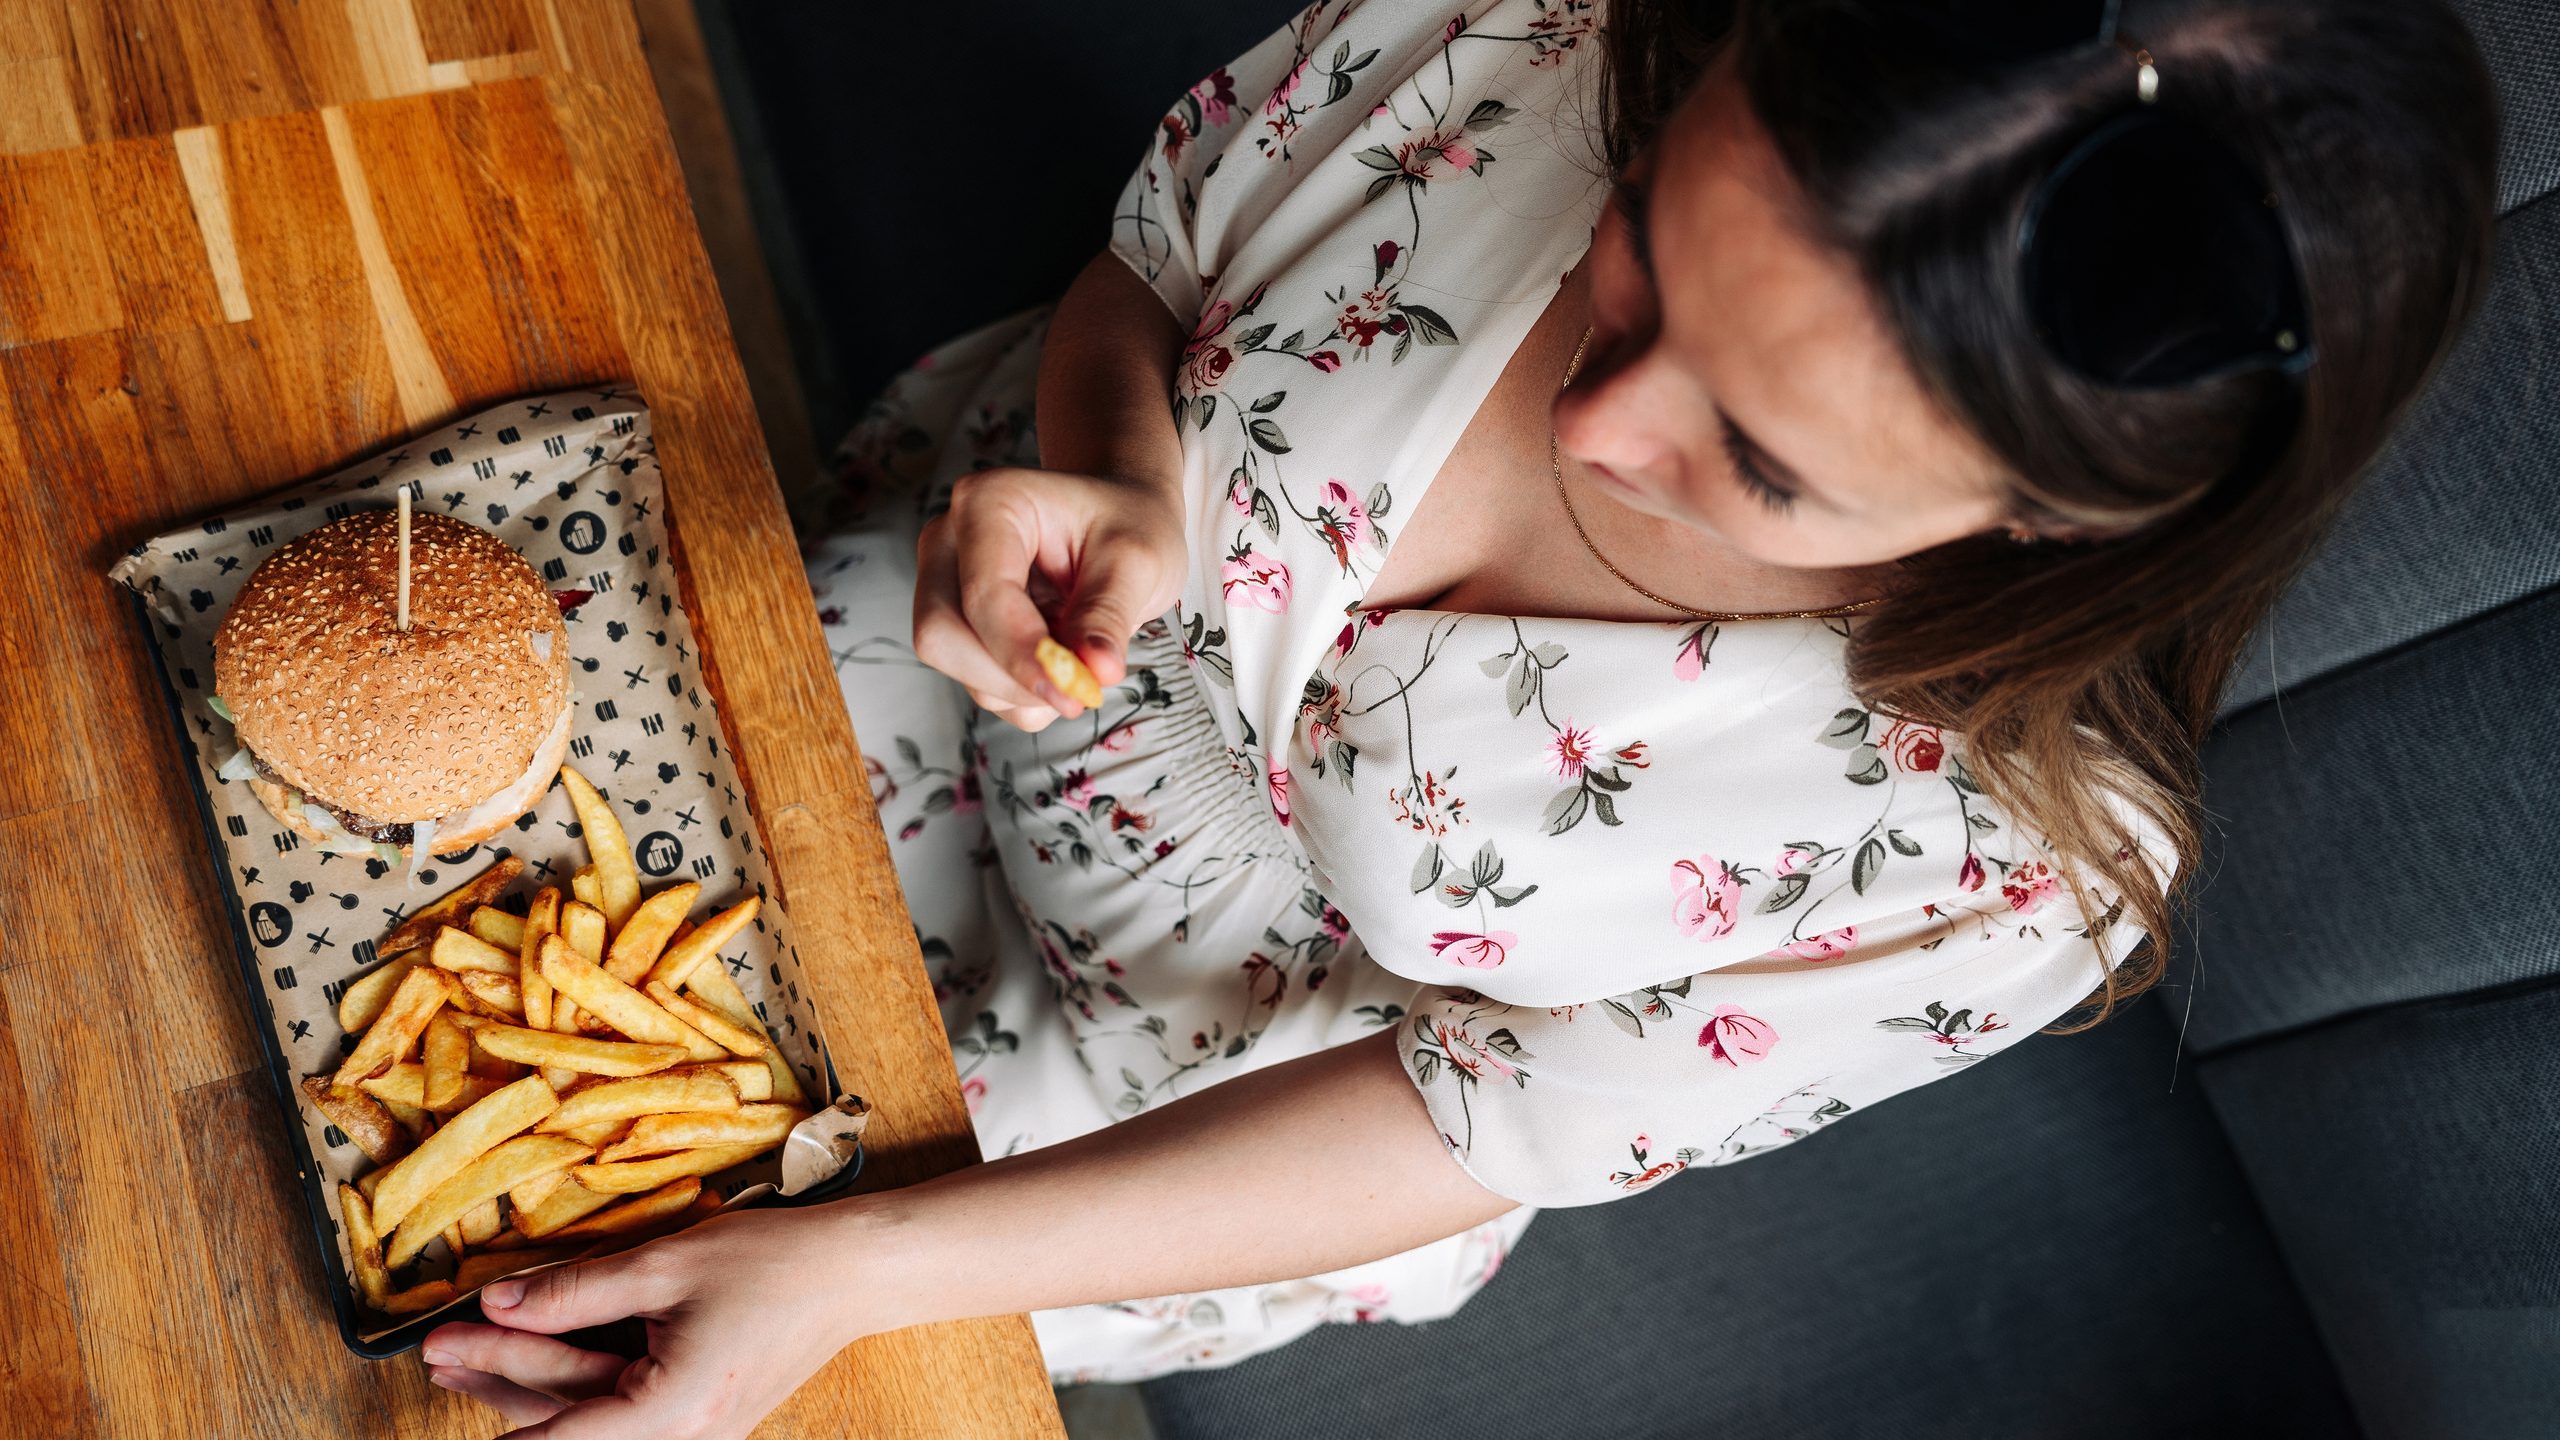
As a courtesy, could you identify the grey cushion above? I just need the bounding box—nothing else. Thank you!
[2183,584,2560,1054]
[1144,998,2349,1440]
[2198,979,2560,1440]
[2219,189,2560,716]
[2457,0,2560,214]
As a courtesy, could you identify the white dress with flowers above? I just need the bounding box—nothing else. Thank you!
[806,0,2172,1385]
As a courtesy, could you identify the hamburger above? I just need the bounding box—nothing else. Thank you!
[210,508,573,867]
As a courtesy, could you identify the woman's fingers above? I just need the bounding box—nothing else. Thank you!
[948,481,1080,712]
[477,1250,678,1336]
[506,1357,699,1440]
[420,1322,625,1401]
[425,1364,570,1426]
[914,514,1068,726]
[1056,543,1155,688]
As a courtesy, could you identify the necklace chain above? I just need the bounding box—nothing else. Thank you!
[1550,327,1886,625]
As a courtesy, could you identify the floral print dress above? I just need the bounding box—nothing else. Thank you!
[806,0,2172,1385]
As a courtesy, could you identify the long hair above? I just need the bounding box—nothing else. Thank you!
[1602,0,2500,1026]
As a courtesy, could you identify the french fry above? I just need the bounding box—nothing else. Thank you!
[468,1032,526,1080]
[456,1246,583,1292]
[520,887,560,1032]
[561,901,606,963]
[604,882,698,985]
[460,1196,504,1247]
[388,1134,591,1267]
[368,1074,560,1234]
[568,1143,769,1196]
[670,1060,773,1102]
[458,970,526,1019]
[302,1076,409,1166]
[467,906,526,953]
[422,1012,471,1111]
[598,1105,804,1164]
[540,936,723,1058]
[644,896,759,991]
[358,1062,504,1114]
[469,1023,687,1077]
[535,1072,739,1134]
[511,1171,570,1213]
[544,1177,702,1242]
[559,766,640,927]
[336,954,419,1033]
[515,1175,621,1239]
[443,1219,469,1257]
[429,925,518,977]
[340,1184,390,1309]
[381,1279,459,1316]
[332,965,457,1087]
[645,982,765,1059]
[356,1167,386,1202]
[381,1096,430,1138]
[681,959,808,1106]
[379,856,524,959]
[1035,635,1105,709]
[563,1118,632,1147]
[570,864,603,913]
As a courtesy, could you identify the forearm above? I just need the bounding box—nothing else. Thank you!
[1035,250,1189,491]
[829,1030,1512,1339]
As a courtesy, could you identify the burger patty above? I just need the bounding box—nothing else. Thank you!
[249,749,415,846]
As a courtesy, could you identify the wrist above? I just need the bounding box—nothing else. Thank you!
[808,1189,943,1343]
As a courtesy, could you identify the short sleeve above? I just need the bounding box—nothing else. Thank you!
[1106,1,1483,324]
[1394,868,2163,1209]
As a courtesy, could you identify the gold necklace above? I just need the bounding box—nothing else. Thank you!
[1550,327,1887,625]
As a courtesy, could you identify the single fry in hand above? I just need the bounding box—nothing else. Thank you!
[1035,635,1106,709]
[388,1134,591,1267]
[380,856,524,959]
[545,1177,702,1241]
[569,1142,770,1195]
[302,1076,409,1166]
[516,1175,621,1238]
[340,1184,390,1309]
[559,765,640,927]
[422,1011,471,1111]
[540,936,724,1059]
[469,1023,687,1077]
[643,982,765,1059]
[599,1104,803,1163]
[669,1060,772,1102]
[336,955,419,1034]
[467,907,525,953]
[368,1074,560,1234]
[536,1072,740,1134]
[332,965,456,1087]
[457,970,526,1019]
[429,925,518,977]
[644,895,759,992]
[456,1246,583,1292]
[604,882,699,985]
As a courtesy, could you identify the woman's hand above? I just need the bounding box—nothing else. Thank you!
[913,464,1186,732]
[418,1204,883,1439]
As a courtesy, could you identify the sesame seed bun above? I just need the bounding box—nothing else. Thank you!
[216,509,573,833]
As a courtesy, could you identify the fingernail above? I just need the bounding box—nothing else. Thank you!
[427,1370,460,1390]
[421,1346,457,1366]
[482,1280,523,1309]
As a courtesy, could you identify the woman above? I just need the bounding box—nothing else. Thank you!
[423,0,2496,1431]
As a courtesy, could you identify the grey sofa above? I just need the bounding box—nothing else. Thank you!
[707,2,2560,1434]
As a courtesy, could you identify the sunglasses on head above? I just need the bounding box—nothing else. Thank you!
[1914,0,2316,391]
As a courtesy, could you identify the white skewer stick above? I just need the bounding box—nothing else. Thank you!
[396,485,412,632]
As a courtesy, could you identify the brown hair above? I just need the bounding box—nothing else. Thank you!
[1602,0,2499,1025]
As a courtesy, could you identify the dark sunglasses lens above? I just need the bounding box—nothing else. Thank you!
[1909,0,2117,64]
[2023,114,2308,387]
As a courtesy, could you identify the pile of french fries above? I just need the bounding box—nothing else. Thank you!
[300,766,811,1319]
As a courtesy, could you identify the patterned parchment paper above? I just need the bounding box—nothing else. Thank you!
[111,388,865,1339]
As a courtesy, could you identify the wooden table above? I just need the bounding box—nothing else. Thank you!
[0,2,1065,1435]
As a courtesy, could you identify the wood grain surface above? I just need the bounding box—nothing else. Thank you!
[0,2,1065,1435]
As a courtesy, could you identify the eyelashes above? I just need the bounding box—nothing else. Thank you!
[1618,178,1657,281]
[1720,419,1798,514]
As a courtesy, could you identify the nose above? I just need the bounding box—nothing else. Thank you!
[1552,336,1687,478]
